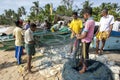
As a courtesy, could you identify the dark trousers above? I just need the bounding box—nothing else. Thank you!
[70,38,81,59]
[81,42,91,64]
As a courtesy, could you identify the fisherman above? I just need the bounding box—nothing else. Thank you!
[69,12,83,59]
[76,7,95,73]
[50,22,63,32]
[13,20,24,65]
[95,8,114,55]
[24,23,36,73]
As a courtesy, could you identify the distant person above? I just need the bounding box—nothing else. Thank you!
[76,7,95,74]
[24,20,30,30]
[24,23,36,73]
[51,22,63,32]
[96,8,114,55]
[13,20,24,65]
[67,20,72,27]
[69,12,83,58]
[112,18,120,32]
[43,20,51,31]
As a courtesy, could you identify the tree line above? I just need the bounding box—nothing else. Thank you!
[0,0,120,25]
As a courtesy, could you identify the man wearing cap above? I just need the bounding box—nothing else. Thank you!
[13,20,24,65]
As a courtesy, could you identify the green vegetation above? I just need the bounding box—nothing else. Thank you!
[0,0,120,25]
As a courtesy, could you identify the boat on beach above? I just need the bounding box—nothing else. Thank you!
[93,31,120,50]
[0,30,71,50]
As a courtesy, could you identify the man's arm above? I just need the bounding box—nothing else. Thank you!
[109,24,113,33]
[108,16,114,37]
[13,30,15,38]
[76,32,87,39]
[107,24,113,38]
[76,21,90,39]
[95,26,100,36]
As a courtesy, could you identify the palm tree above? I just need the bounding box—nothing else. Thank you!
[17,6,26,19]
[99,3,120,18]
[30,1,39,15]
[80,0,93,17]
[3,9,16,25]
[56,5,67,16]
[20,6,26,15]
[82,0,93,8]
[61,0,73,9]
[18,8,22,17]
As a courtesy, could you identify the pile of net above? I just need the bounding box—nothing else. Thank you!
[62,59,113,80]
[33,31,71,47]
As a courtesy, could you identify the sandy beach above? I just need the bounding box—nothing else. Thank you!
[0,48,120,80]
[0,26,120,80]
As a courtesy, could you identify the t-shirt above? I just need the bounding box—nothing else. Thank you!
[51,24,60,31]
[81,19,95,43]
[24,28,34,44]
[13,27,23,46]
[112,21,120,31]
[24,23,30,30]
[69,18,83,34]
[99,15,114,32]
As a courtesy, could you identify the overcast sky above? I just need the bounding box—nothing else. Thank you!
[0,0,119,15]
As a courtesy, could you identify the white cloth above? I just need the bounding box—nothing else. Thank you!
[99,15,114,32]
[112,21,120,31]
[24,28,34,44]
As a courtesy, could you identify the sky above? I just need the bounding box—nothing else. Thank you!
[0,0,119,15]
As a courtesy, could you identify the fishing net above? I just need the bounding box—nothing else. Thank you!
[33,31,71,47]
[62,59,113,80]
[0,30,114,80]
[0,31,71,50]
[62,37,113,80]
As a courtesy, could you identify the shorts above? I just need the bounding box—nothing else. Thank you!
[96,31,109,40]
[25,44,36,56]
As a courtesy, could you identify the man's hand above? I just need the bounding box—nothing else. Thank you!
[107,32,110,38]
[75,34,80,39]
[29,41,35,44]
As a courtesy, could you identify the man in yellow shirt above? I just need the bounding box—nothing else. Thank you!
[13,20,24,65]
[70,13,83,37]
[69,12,83,59]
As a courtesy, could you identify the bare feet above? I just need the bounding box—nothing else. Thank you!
[79,64,87,74]
[28,70,33,74]
[100,49,103,54]
[96,49,103,55]
[96,50,99,55]
[79,67,86,74]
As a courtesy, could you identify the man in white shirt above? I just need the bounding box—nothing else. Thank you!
[25,23,36,73]
[96,8,114,55]
[112,18,120,32]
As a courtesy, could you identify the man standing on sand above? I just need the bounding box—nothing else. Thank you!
[96,8,114,55]
[13,20,24,65]
[69,12,83,59]
[24,23,36,73]
[76,7,95,73]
